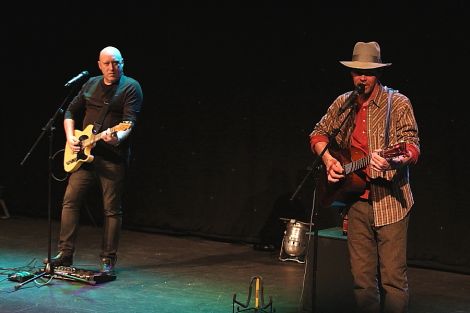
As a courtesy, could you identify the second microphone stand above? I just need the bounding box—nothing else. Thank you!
[290,89,360,313]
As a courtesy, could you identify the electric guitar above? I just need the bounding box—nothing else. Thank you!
[63,122,132,173]
[317,142,408,209]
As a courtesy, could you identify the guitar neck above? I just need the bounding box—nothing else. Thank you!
[81,127,117,148]
[343,148,395,175]
[80,134,99,148]
[343,155,371,175]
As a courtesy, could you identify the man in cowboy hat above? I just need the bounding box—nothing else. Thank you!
[309,41,420,313]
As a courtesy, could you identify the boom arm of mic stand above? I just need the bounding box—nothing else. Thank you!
[289,158,322,202]
[20,86,79,166]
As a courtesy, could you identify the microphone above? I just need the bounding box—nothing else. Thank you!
[338,83,365,114]
[64,71,89,87]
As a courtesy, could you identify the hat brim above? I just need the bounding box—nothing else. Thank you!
[339,61,392,69]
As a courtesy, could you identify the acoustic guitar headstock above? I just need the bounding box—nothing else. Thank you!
[382,142,408,159]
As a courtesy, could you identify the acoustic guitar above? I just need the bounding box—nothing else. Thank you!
[317,142,407,209]
[63,122,132,173]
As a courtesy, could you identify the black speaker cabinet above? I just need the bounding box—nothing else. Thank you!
[300,227,355,313]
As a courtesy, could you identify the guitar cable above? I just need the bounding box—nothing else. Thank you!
[52,149,69,182]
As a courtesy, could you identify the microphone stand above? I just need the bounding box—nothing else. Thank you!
[291,91,359,313]
[17,86,84,290]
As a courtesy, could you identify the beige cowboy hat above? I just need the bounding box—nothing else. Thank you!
[340,41,392,69]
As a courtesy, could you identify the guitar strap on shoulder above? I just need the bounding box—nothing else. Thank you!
[92,101,110,135]
[383,86,397,148]
[93,82,120,134]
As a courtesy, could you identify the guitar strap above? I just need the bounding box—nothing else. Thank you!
[92,83,119,135]
[384,86,397,147]
[92,102,110,135]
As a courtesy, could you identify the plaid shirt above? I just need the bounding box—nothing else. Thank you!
[310,84,420,226]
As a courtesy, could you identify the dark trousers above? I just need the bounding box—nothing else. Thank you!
[58,157,126,260]
[348,200,409,313]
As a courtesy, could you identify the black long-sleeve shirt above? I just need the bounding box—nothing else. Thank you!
[65,75,143,163]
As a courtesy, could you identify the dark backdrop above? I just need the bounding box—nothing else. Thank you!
[1,2,469,274]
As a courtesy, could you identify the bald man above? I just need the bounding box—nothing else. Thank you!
[49,46,143,275]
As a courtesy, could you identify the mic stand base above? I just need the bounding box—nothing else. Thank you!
[14,262,94,290]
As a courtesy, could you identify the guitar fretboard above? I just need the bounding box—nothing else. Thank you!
[344,155,372,175]
[342,146,403,175]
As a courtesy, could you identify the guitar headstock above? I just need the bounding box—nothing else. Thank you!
[382,142,408,159]
[112,121,133,132]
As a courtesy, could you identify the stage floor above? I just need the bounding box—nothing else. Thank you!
[1,216,469,313]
